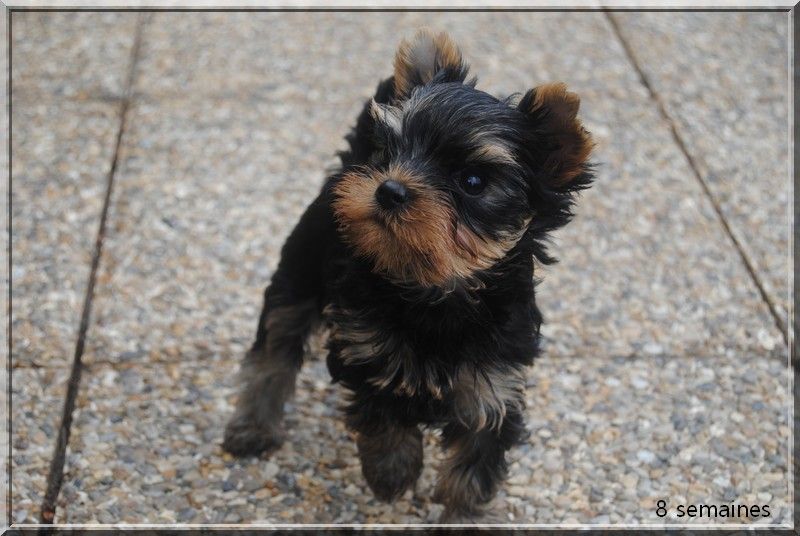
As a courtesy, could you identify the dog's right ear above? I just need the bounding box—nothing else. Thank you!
[517,82,594,189]
[393,28,469,100]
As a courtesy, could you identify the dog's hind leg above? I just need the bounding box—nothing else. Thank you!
[223,193,333,457]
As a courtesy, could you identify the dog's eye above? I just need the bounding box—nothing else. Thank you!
[459,172,487,196]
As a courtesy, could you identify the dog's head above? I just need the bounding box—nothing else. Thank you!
[333,29,594,288]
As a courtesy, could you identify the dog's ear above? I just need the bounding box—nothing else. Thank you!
[393,28,469,100]
[518,82,594,188]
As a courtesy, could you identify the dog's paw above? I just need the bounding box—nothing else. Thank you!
[222,416,284,457]
[362,462,420,503]
[361,447,422,502]
[358,428,423,503]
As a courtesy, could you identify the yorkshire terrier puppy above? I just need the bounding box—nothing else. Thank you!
[223,29,594,521]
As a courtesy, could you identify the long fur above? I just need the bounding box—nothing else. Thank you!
[224,29,594,520]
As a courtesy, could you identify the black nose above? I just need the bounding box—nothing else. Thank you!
[375,179,409,210]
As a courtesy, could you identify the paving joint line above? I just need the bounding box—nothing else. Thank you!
[604,11,789,353]
[37,13,147,524]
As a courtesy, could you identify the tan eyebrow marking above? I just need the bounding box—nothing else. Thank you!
[466,133,518,166]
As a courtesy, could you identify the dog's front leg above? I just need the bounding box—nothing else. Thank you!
[434,365,527,521]
[223,192,332,457]
[345,397,424,502]
[434,411,525,522]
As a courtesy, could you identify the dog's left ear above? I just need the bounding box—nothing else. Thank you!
[393,28,469,100]
[517,82,594,188]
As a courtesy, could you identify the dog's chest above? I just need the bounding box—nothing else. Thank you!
[322,302,474,400]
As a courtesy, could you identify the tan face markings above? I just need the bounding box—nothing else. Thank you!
[465,132,518,167]
[332,163,527,287]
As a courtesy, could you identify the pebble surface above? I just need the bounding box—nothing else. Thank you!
[11,99,123,369]
[614,12,791,327]
[11,11,791,526]
[53,356,790,524]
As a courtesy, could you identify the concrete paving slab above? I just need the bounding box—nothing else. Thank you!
[12,11,138,100]
[10,96,121,523]
[612,11,791,329]
[14,11,789,525]
[0,365,7,527]
[11,101,119,366]
[134,11,432,101]
[11,99,121,368]
[80,95,347,366]
[11,367,70,524]
[58,355,790,524]
[133,11,648,103]
[1,7,9,526]
[83,11,784,364]
[10,12,133,521]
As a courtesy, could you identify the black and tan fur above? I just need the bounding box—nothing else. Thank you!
[223,29,594,521]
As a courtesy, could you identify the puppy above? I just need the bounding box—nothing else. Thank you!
[223,29,594,521]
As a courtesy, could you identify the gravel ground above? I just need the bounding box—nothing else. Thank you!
[11,12,136,370]
[10,10,791,526]
[1,7,9,525]
[613,12,791,328]
[53,356,790,525]
[11,367,70,524]
[11,99,120,368]
[12,12,137,99]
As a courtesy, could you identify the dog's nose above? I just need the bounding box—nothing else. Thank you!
[375,179,409,210]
